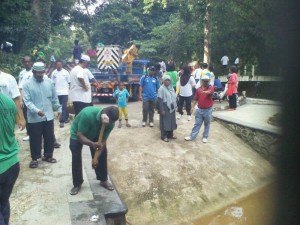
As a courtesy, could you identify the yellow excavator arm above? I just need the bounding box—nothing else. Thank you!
[121,44,138,74]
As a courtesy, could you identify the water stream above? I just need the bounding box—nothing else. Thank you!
[193,183,276,225]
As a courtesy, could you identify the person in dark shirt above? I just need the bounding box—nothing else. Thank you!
[73,40,83,64]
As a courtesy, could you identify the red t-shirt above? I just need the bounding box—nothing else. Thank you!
[194,85,214,109]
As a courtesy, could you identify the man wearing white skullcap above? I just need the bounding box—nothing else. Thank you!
[69,54,99,115]
[23,62,62,169]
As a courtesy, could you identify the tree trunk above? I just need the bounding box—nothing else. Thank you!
[203,3,212,65]
[22,0,51,52]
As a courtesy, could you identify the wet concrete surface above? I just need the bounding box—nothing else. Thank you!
[10,100,279,225]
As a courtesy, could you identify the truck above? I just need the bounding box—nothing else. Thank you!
[91,44,150,102]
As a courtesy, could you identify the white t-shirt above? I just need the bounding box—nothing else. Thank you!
[179,76,196,97]
[69,65,92,103]
[235,58,239,64]
[0,71,20,99]
[209,72,215,87]
[51,68,70,96]
[18,69,33,89]
[192,68,202,80]
[221,56,229,65]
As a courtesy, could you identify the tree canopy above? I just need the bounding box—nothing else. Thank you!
[0,0,284,76]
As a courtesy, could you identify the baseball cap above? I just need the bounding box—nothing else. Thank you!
[81,54,90,62]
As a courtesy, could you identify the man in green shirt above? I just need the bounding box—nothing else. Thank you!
[0,93,20,225]
[69,106,119,195]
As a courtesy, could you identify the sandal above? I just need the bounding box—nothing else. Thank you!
[100,181,114,191]
[29,160,38,168]
[42,156,57,163]
[162,138,169,142]
[126,124,131,127]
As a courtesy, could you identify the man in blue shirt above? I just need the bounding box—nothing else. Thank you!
[139,66,160,127]
[23,62,62,169]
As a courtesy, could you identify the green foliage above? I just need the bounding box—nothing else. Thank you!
[0,52,23,78]
[22,0,52,52]
[51,0,76,26]
[89,1,174,49]
[0,0,31,52]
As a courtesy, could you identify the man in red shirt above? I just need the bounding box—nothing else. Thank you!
[185,75,214,143]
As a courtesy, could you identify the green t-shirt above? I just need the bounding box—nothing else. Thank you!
[0,93,19,174]
[165,71,178,88]
[70,106,114,141]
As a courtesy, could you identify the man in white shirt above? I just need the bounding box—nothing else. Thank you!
[0,71,26,130]
[18,56,33,140]
[220,55,229,73]
[51,60,71,128]
[69,55,99,115]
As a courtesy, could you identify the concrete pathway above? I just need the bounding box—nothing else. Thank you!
[10,100,277,225]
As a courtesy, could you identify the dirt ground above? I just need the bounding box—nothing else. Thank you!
[10,100,276,225]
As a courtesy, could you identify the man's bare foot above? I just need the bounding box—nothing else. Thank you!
[126,123,131,127]
[118,123,122,128]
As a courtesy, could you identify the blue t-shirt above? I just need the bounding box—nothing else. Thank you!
[214,79,223,90]
[113,88,130,108]
[140,75,160,101]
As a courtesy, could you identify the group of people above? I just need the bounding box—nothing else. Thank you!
[0,53,121,223]
[0,53,239,224]
[137,61,239,143]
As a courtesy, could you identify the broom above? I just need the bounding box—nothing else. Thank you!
[92,124,105,169]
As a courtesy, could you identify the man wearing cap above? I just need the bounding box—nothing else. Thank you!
[139,65,160,127]
[23,62,62,168]
[69,106,119,195]
[69,54,98,116]
[185,74,214,143]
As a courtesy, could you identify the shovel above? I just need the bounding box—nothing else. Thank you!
[92,124,105,169]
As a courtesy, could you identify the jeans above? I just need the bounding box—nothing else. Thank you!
[0,163,20,225]
[69,138,108,187]
[142,100,156,123]
[58,95,69,123]
[27,120,55,160]
[178,95,192,115]
[190,107,213,140]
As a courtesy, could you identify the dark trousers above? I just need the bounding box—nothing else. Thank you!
[161,130,174,140]
[73,102,92,116]
[28,120,54,160]
[229,93,237,109]
[22,104,29,135]
[69,138,108,187]
[142,100,156,123]
[0,163,20,225]
[178,95,192,115]
[58,95,69,123]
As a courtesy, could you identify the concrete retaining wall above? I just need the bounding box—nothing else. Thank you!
[214,118,280,165]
